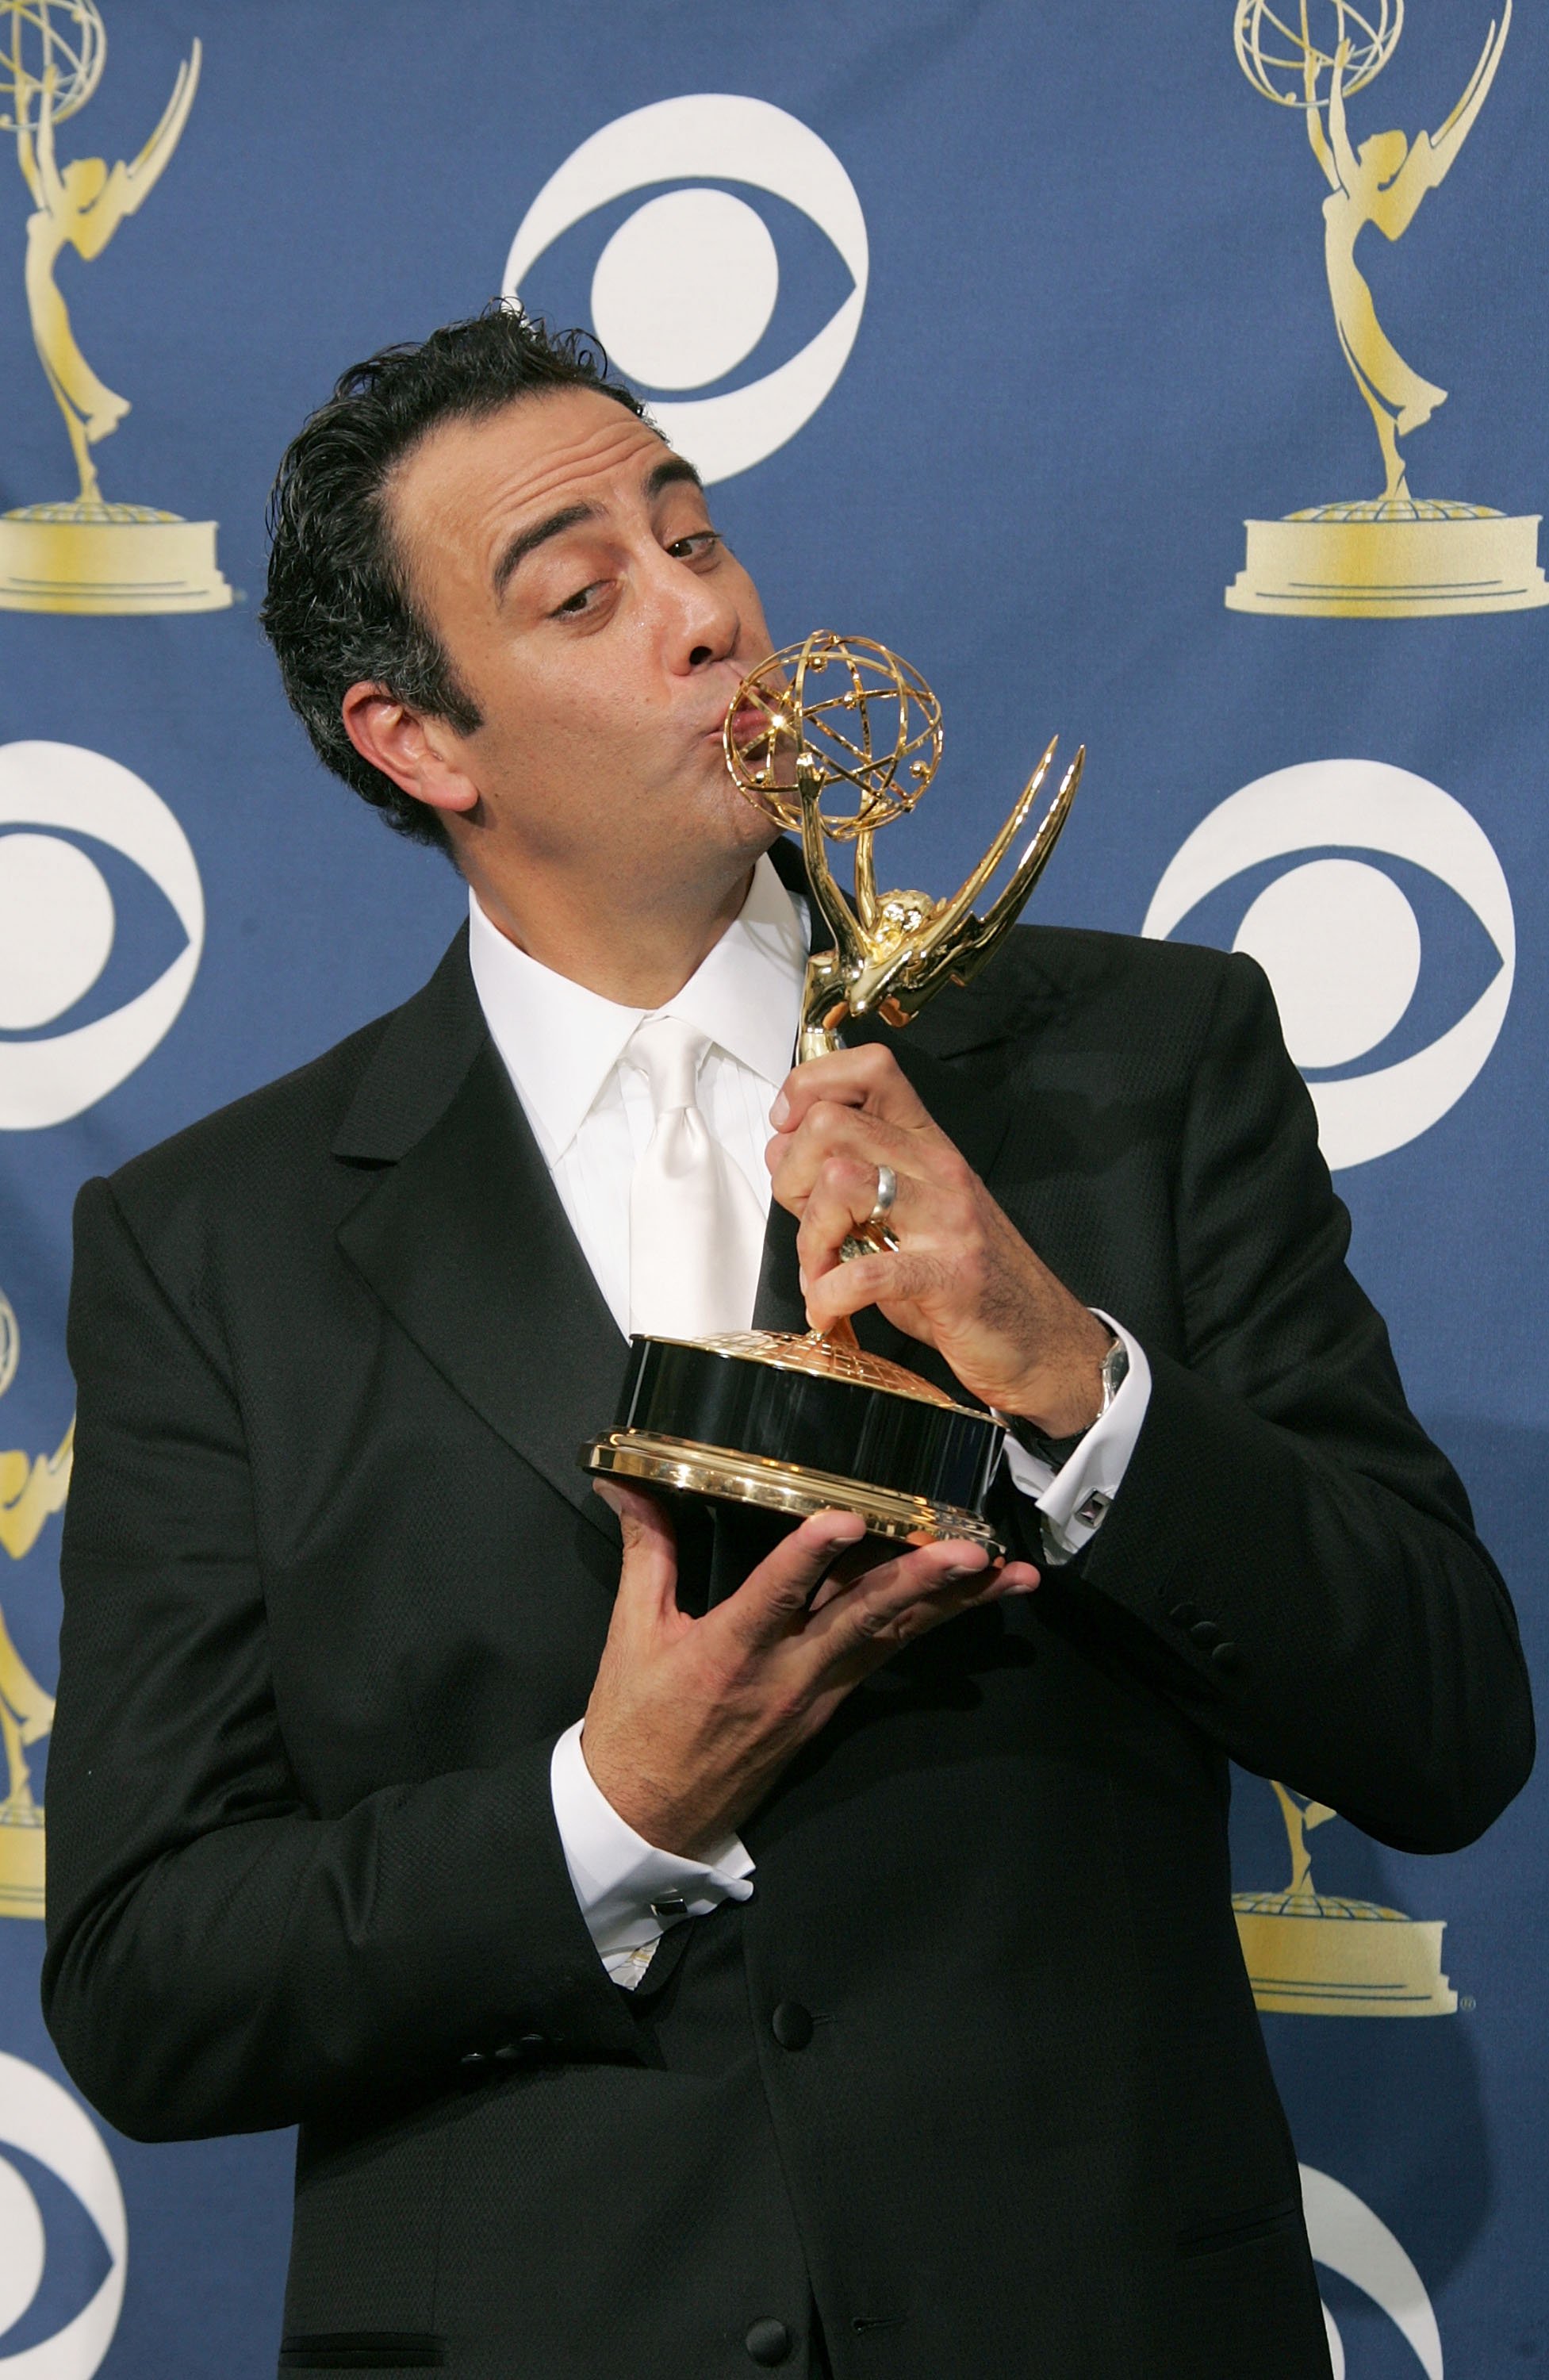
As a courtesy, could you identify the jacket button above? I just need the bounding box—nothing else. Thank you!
[771,2001,814,2051]
[744,2318,792,2366]
[493,2033,547,2064]
[1189,1618,1221,1649]
[1168,1601,1199,1628]
[1210,1641,1241,1674]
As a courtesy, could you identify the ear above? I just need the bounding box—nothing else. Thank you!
[340,683,480,820]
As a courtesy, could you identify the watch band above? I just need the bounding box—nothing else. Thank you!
[1010,1334,1129,1473]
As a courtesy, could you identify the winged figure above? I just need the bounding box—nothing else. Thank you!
[17,42,201,503]
[794,735,1084,1059]
[1306,4,1510,500]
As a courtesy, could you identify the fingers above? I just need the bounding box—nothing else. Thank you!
[768,1081,973,1229]
[769,1043,930,1136]
[767,1097,911,1210]
[593,1480,679,1626]
[799,1243,939,1333]
[807,1539,1038,1664]
[715,1510,869,1653]
[795,1154,913,1276]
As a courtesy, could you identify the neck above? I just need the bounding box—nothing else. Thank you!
[462,851,757,1008]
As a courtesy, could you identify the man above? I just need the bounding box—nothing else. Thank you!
[44,311,1532,2380]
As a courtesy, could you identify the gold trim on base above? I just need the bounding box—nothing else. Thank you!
[0,511,233,614]
[1225,509,1549,616]
[583,1430,1003,1556]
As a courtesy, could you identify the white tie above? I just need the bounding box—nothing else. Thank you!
[627,1015,767,1339]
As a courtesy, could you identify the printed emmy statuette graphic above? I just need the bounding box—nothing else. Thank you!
[1234,1780,1457,2014]
[0,1288,66,1921]
[1226,0,1548,616]
[0,0,231,613]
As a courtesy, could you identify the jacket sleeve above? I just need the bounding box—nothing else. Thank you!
[41,1176,640,2144]
[1061,951,1533,1854]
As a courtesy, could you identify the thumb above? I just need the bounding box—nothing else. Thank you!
[594,1479,679,1622]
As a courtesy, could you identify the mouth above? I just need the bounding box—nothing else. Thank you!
[725,704,770,750]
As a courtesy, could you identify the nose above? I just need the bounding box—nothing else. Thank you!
[648,542,743,679]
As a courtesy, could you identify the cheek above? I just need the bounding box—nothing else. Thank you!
[725,559,773,659]
[478,651,628,779]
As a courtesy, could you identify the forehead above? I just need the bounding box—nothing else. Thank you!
[386,388,672,551]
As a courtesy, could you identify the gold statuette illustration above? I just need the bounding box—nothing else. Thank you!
[0,0,232,613]
[584,635,1083,1562]
[0,1287,66,1921]
[1226,0,1548,616]
[1233,1781,1458,2014]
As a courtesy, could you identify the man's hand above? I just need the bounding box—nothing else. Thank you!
[581,1482,1037,1860]
[767,1043,1113,1437]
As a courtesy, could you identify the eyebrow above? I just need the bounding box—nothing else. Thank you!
[490,454,706,601]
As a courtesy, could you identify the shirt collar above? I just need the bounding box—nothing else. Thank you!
[467,853,807,1163]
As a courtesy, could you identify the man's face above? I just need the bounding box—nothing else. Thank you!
[385,387,779,897]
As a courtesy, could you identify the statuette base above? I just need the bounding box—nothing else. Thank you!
[1225,506,1549,616]
[0,1800,45,1921]
[0,505,233,614]
[1233,1891,1456,2015]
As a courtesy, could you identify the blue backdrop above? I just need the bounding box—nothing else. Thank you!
[0,3,1543,2373]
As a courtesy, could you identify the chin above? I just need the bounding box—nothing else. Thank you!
[714,785,782,869]
[687,752,780,859]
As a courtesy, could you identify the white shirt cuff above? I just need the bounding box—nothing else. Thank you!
[1000,1313,1152,1565]
[549,1720,756,1990]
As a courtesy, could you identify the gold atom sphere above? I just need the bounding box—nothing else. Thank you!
[1233,0,1401,106]
[723,631,943,843]
[0,0,105,132]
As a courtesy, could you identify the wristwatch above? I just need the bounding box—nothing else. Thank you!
[1010,1333,1129,1472]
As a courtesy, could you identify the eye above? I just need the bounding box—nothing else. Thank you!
[550,581,605,618]
[1142,759,1514,1170]
[504,94,868,484]
[0,743,204,1132]
[0,2052,127,2367]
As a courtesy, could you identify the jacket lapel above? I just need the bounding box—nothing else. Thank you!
[751,1201,807,1337]
[334,935,626,1543]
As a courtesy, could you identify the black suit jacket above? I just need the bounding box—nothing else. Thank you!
[44,844,1532,2380]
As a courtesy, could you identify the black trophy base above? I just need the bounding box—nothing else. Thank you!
[581,1330,1005,1602]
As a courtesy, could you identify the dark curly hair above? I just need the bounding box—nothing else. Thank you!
[259,307,648,851]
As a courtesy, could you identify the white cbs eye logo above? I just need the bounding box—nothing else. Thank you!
[1143,760,1514,1172]
[503,94,868,484]
[1300,2164,1442,2380]
[0,2052,126,2377]
[0,743,204,1133]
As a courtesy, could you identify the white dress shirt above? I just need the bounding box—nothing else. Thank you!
[470,856,805,1337]
[468,857,1152,1984]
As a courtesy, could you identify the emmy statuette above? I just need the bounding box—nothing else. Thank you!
[1226,0,1548,616]
[582,632,1083,1571]
[0,0,232,614]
